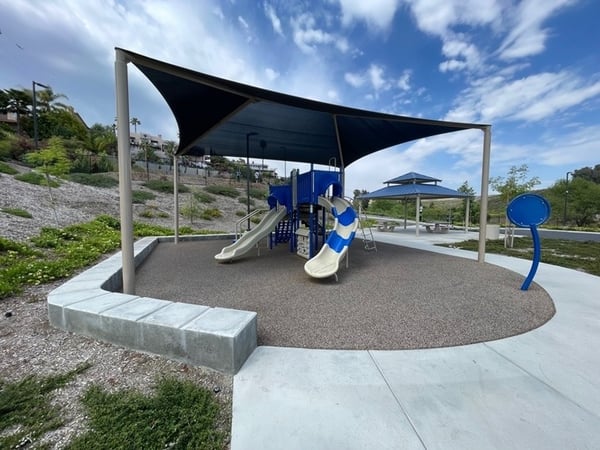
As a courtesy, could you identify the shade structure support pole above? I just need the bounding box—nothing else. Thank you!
[173,154,179,244]
[332,115,345,196]
[115,49,135,294]
[477,126,492,263]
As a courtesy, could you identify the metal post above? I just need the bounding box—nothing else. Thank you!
[173,154,179,244]
[32,81,49,149]
[563,171,571,225]
[477,126,492,263]
[115,49,135,294]
[246,132,257,231]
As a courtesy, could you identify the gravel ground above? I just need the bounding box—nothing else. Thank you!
[0,162,254,449]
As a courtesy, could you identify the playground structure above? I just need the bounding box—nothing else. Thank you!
[214,169,362,279]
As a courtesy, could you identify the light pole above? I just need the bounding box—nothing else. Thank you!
[563,171,572,225]
[281,146,287,181]
[32,81,49,149]
[246,132,258,231]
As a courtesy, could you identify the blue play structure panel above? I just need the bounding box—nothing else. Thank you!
[507,193,551,227]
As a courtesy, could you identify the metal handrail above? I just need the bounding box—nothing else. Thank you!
[235,209,268,239]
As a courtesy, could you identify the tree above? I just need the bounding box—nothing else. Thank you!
[130,117,141,133]
[352,189,370,212]
[573,164,600,184]
[34,86,68,112]
[25,137,71,226]
[547,177,600,227]
[1,88,31,135]
[490,164,540,247]
[457,180,478,225]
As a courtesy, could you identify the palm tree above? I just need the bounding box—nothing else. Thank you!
[1,88,31,135]
[130,117,141,133]
[35,87,68,112]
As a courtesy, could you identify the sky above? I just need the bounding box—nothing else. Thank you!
[1,0,599,196]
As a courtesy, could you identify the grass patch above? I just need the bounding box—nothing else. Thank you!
[439,238,600,277]
[132,190,156,204]
[68,173,118,188]
[204,184,239,198]
[0,161,18,175]
[0,363,91,449]
[1,207,32,218]
[143,179,189,194]
[66,377,225,450]
[14,171,59,187]
[0,215,219,299]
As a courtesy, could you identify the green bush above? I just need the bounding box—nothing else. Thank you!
[235,210,246,217]
[68,172,118,188]
[132,190,156,204]
[0,161,18,175]
[201,208,222,220]
[204,184,239,198]
[1,207,32,218]
[194,190,216,203]
[238,196,255,206]
[143,179,189,194]
[14,171,60,187]
[249,187,267,200]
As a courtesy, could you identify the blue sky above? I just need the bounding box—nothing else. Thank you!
[1,0,599,196]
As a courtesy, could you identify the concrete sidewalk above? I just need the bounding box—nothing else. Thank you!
[231,229,600,449]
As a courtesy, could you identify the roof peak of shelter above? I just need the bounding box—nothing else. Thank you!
[384,172,442,185]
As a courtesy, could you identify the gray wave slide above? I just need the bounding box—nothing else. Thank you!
[214,207,288,262]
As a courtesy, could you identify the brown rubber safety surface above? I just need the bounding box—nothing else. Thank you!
[134,239,555,350]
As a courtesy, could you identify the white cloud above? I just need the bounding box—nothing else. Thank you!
[337,0,401,31]
[397,70,411,91]
[498,0,575,60]
[439,37,481,72]
[265,67,280,81]
[345,72,366,87]
[442,66,600,128]
[291,13,339,54]
[264,2,284,37]
[368,64,387,91]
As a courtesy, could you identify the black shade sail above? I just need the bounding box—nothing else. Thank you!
[120,49,488,168]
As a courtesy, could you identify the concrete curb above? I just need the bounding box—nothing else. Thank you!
[47,234,257,374]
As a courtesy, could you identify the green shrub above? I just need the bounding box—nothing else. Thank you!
[14,171,59,187]
[69,172,118,188]
[204,184,239,198]
[1,207,32,218]
[143,179,189,193]
[0,161,18,175]
[249,187,267,200]
[235,210,246,217]
[132,190,156,204]
[238,196,255,206]
[201,208,222,220]
[194,190,216,203]
[139,209,155,218]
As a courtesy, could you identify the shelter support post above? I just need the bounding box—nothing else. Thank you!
[477,126,492,263]
[415,195,421,237]
[173,154,179,244]
[115,49,135,294]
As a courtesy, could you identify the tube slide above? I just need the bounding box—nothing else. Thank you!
[304,196,358,279]
[215,207,288,262]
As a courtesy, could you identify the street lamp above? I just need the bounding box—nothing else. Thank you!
[246,132,258,231]
[563,171,572,225]
[32,81,49,149]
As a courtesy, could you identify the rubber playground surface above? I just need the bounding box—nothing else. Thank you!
[134,238,555,350]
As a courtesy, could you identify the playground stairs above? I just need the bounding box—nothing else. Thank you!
[357,213,377,252]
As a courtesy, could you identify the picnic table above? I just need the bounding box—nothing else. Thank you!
[425,223,450,234]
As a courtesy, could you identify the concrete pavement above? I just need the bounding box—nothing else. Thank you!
[231,228,600,449]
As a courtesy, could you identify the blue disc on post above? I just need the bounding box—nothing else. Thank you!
[507,193,551,227]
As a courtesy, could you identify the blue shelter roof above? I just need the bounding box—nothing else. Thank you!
[384,172,442,185]
[362,172,468,200]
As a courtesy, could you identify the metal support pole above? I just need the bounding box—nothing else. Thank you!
[32,81,49,149]
[563,171,571,225]
[477,126,492,263]
[246,132,257,231]
[173,154,179,244]
[115,49,135,294]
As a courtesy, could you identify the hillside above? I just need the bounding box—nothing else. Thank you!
[0,161,265,243]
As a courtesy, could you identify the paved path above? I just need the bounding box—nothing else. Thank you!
[231,229,600,449]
